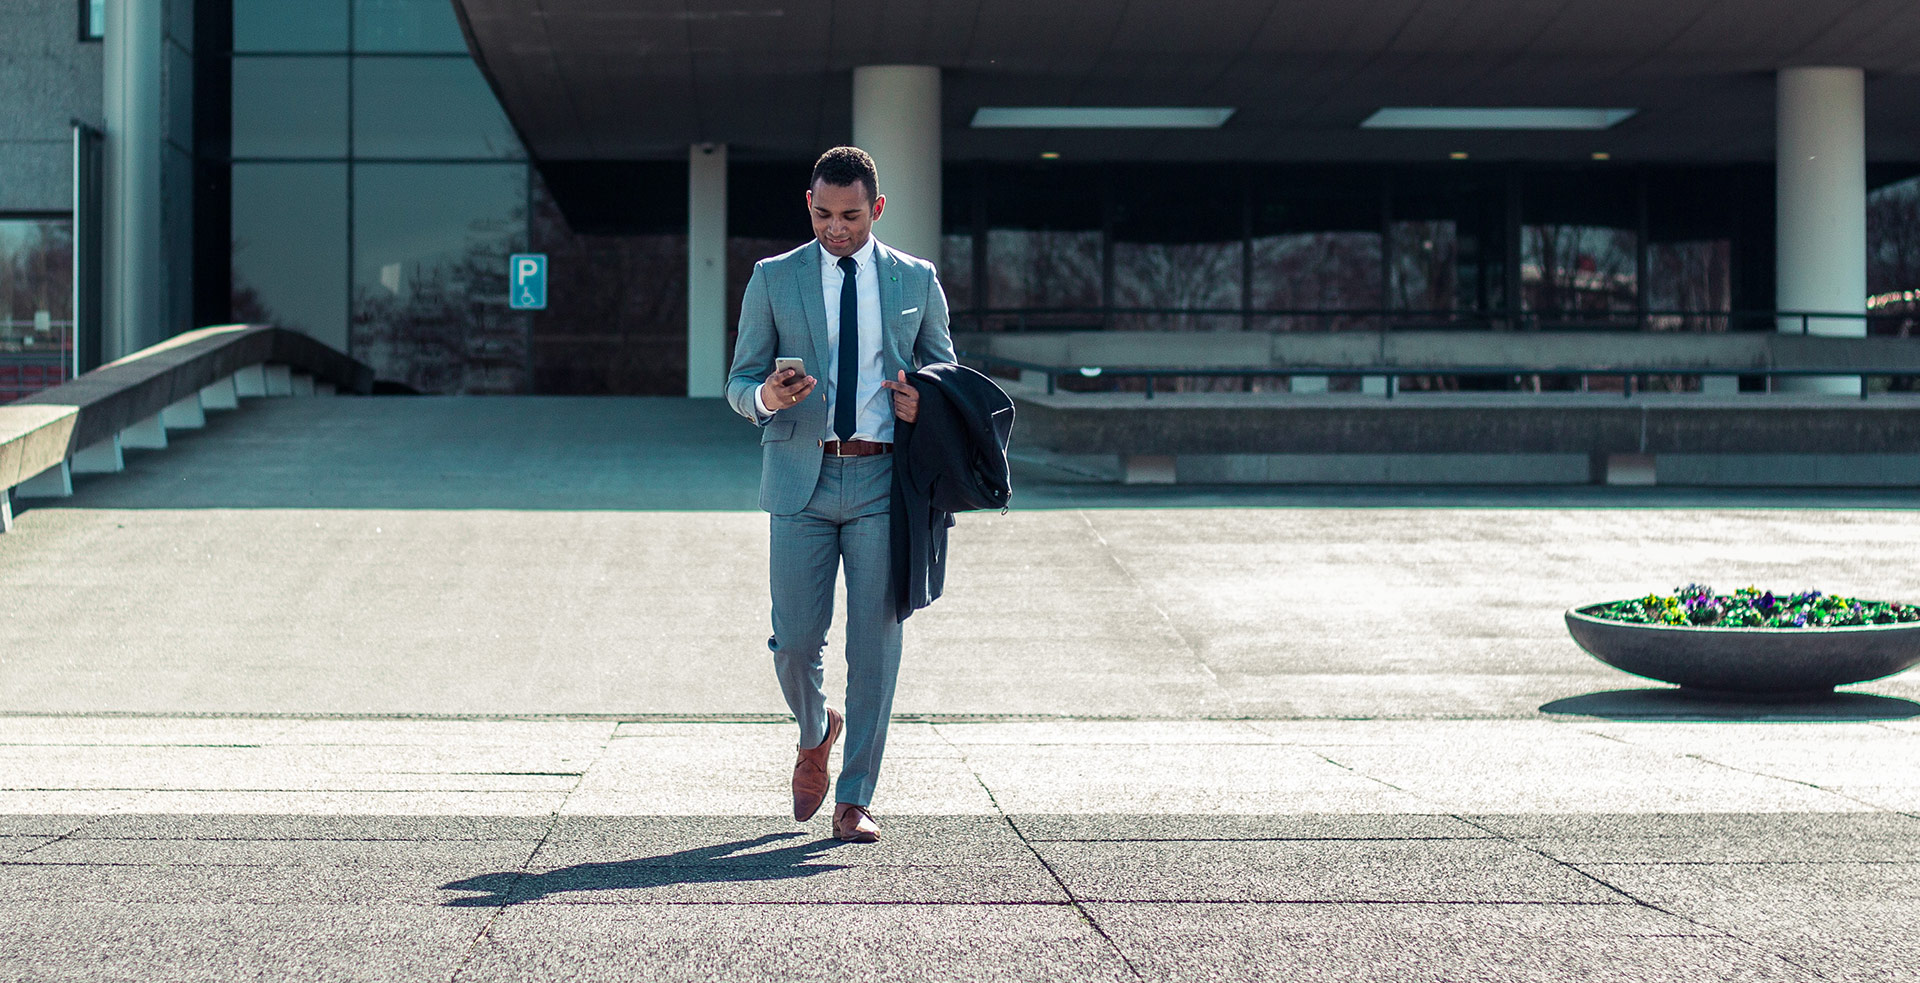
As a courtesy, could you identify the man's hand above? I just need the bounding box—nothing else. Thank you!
[761,368,816,413]
[882,370,919,424]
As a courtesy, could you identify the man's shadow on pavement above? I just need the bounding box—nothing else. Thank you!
[440,832,849,907]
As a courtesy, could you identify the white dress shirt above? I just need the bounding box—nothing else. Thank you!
[756,237,891,443]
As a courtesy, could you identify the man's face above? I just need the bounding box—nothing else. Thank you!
[807,180,884,258]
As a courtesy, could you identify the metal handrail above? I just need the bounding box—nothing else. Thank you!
[959,352,1920,402]
[954,307,1895,336]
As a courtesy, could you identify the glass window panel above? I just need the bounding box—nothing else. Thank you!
[354,0,468,52]
[1110,168,1242,332]
[1248,176,1382,333]
[1388,221,1460,314]
[939,234,973,313]
[352,163,528,394]
[1520,225,1637,318]
[980,165,1102,328]
[1647,240,1730,330]
[233,0,348,52]
[1249,233,1380,332]
[0,219,75,402]
[985,230,1101,321]
[352,58,522,159]
[230,164,348,349]
[1390,174,1500,320]
[1519,170,1638,323]
[230,57,348,158]
[529,171,687,395]
[1111,241,1241,332]
[1868,176,1920,331]
[86,0,104,39]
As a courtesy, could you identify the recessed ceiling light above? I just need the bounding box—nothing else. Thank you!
[1591,151,1612,160]
[1039,151,1061,160]
[1362,107,1637,131]
[1448,151,1470,160]
[971,107,1236,129]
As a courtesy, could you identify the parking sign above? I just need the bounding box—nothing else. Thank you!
[510,253,547,310]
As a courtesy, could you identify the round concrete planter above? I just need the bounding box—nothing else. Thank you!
[1565,604,1920,697]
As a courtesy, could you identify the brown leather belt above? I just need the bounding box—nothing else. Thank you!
[822,439,892,457]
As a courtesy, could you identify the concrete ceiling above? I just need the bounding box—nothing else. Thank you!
[451,0,1920,163]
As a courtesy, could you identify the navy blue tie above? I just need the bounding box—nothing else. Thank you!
[835,256,859,443]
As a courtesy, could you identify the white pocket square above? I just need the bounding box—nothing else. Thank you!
[900,307,919,316]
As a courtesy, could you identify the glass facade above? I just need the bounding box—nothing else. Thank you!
[197,4,1920,397]
[1869,176,1920,330]
[225,0,529,393]
[350,163,526,394]
[532,169,687,396]
[0,218,75,403]
[230,163,348,342]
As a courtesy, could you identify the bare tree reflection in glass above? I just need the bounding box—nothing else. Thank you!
[1869,176,1920,392]
[0,219,74,403]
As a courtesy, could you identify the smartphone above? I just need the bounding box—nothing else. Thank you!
[774,357,806,380]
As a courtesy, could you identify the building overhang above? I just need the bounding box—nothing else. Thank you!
[451,0,1920,164]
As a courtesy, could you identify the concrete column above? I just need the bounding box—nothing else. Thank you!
[103,0,165,361]
[1777,66,1867,394]
[852,66,942,265]
[687,143,728,398]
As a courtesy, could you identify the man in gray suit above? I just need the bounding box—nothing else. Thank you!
[725,146,956,843]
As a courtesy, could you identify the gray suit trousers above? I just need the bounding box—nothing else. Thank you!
[768,453,901,808]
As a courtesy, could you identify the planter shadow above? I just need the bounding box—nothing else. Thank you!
[1541,687,1920,722]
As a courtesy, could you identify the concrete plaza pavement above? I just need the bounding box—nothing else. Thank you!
[4,396,1920,980]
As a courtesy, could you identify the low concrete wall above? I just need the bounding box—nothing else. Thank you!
[1007,385,1920,487]
[958,330,1920,373]
[1,324,374,512]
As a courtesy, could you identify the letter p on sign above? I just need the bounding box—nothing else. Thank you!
[509,253,548,310]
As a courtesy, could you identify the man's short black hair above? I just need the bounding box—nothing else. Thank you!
[810,146,878,203]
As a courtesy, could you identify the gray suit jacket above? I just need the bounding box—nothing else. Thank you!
[726,238,958,515]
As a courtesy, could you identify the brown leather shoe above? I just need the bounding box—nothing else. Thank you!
[792,707,842,822]
[833,802,880,843]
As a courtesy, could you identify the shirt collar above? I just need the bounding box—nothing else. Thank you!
[819,236,877,273]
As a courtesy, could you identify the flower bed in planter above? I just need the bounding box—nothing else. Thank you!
[1566,585,1920,697]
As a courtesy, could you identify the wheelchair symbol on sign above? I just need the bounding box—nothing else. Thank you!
[509,254,548,310]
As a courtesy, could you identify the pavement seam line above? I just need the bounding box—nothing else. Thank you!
[1585,725,1897,813]
[1073,509,1225,692]
[1310,746,1831,978]
[445,721,617,982]
[933,723,1147,981]
[1671,751,1899,812]
[7,787,160,861]
[1451,815,1839,981]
